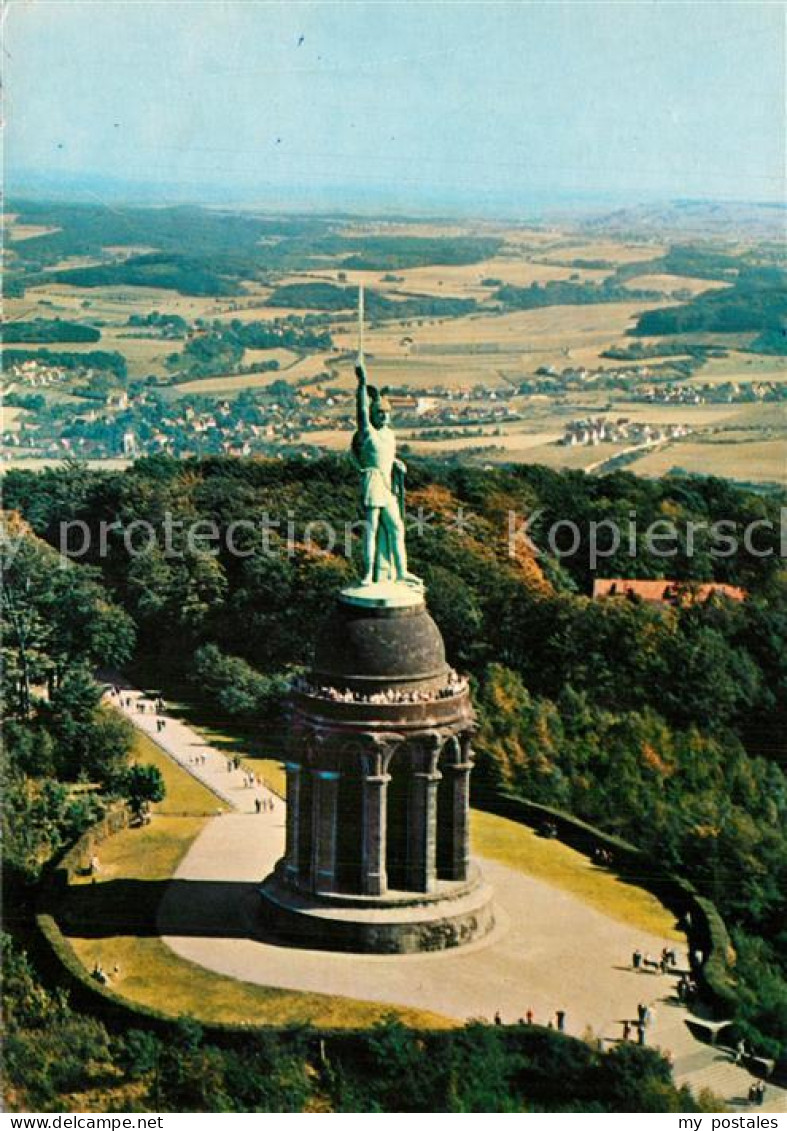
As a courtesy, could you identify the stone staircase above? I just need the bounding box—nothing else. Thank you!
[655,997,786,1112]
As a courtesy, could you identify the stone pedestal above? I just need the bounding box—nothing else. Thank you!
[260,864,495,955]
[259,589,494,954]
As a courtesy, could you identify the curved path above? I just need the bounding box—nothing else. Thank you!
[114,683,785,1112]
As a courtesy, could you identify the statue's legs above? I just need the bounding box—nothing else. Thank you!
[379,499,413,581]
[374,521,394,583]
[361,501,420,587]
[362,509,381,585]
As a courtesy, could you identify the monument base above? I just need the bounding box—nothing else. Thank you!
[259,864,495,955]
[340,580,425,610]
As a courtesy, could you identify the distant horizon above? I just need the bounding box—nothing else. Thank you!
[6,1,784,216]
[8,166,786,226]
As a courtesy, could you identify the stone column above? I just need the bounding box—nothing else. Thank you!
[444,736,473,881]
[283,761,302,884]
[311,769,340,893]
[361,771,391,896]
[406,739,442,893]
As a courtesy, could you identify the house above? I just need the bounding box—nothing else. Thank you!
[593,579,746,605]
[387,395,418,412]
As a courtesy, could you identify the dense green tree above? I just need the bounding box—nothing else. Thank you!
[122,763,166,821]
[4,455,786,1055]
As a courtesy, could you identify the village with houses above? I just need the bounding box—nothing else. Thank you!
[2,201,785,483]
[4,343,784,470]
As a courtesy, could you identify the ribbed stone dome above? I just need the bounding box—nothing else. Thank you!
[312,595,448,690]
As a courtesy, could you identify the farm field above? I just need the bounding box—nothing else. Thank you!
[5,221,61,241]
[488,439,623,470]
[328,257,612,301]
[622,274,730,296]
[615,401,770,427]
[5,284,239,324]
[630,437,786,483]
[3,203,784,483]
[170,353,331,396]
[3,407,25,430]
[537,240,666,264]
[328,302,671,392]
[341,301,664,352]
[23,331,174,378]
[697,352,787,385]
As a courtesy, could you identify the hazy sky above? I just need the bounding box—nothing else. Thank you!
[5,0,785,209]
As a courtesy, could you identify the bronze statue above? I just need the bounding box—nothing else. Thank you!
[352,362,420,587]
[351,288,421,589]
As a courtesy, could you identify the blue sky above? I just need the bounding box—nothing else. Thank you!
[6,1,785,209]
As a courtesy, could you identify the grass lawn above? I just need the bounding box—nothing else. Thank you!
[62,692,681,1026]
[69,933,452,1029]
[59,732,447,1029]
[472,809,682,942]
[70,814,207,888]
[129,689,682,941]
[130,728,230,815]
[630,437,787,485]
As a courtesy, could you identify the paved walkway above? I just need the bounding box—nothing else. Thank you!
[108,682,282,816]
[114,680,785,1113]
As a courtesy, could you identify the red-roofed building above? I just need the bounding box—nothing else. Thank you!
[592,579,746,605]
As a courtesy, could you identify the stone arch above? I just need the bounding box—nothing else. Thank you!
[390,732,444,893]
[436,731,473,882]
[336,769,363,892]
[335,733,399,894]
[385,740,410,890]
[293,729,324,887]
[436,735,461,878]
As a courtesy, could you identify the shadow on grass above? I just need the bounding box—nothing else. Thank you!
[47,873,368,954]
[47,876,268,940]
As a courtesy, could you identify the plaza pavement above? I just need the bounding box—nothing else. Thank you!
[113,681,786,1112]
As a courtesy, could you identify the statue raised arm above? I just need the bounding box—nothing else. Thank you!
[355,362,372,434]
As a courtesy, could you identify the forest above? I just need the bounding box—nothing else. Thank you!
[631,267,787,349]
[2,349,128,378]
[3,455,787,1108]
[267,281,477,319]
[6,201,501,298]
[49,254,251,298]
[495,277,661,311]
[3,320,101,344]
